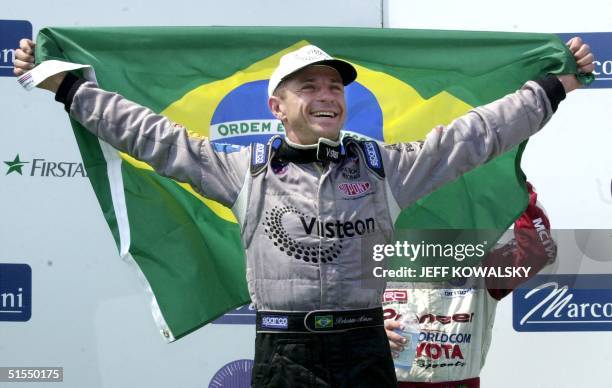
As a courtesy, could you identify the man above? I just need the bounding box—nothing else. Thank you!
[14,38,592,387]
[384,182,556,388]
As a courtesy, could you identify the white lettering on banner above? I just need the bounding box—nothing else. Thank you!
[520,282,572,325]
[1,288,23,309]
[210,120,283,139]
[566,302,612,318]
[593,60,612,77]
[2,48,15,64]
[520,282,612,325]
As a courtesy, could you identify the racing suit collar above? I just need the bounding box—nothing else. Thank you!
[279,136,344,164]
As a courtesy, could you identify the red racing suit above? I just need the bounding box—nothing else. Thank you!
[383,183,556,388]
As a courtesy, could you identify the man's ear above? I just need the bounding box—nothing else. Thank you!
[268,96,285,121]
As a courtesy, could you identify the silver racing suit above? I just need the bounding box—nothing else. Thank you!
[61,76,561,313]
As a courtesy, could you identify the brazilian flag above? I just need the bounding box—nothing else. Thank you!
[35,27,576,341]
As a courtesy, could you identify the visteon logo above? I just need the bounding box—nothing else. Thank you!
[3,154,87,178]
[262,205,377,263]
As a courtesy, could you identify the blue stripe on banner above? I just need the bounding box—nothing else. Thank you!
[0,264,32,322]
[212,304,256,325]
[513,274,612,332]
[0,20,32,77]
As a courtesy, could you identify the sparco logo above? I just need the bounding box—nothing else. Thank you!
[263,206,376,263]
[364,142,380,168]
[254,143,266,164]
[261,316,288,329]
[338,182,370,197]
[4,154,87,177]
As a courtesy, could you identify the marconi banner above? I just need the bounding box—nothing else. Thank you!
[0,20,31,77]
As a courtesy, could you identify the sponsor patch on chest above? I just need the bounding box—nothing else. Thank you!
[383,289,409,303]
[341,164,360,180]
[338,182,371,197]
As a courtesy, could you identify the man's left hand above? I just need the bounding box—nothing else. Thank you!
[557,36,595,93]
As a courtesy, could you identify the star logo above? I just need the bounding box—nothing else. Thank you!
[4,154,29,175]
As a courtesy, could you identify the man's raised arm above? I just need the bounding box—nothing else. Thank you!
[14,38,250,208]
[380,37,594,211]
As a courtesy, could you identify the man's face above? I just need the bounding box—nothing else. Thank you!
[269,65,346,144]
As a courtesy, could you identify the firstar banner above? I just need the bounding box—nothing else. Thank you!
[34,27,575,341]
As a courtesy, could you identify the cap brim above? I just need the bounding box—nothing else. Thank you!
[282,59,357,86]
[313,59,358,86]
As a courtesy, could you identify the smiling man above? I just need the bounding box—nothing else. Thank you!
[14,39,593,388]
[267,46,355,144]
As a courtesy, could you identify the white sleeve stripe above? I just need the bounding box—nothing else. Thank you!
[231,170,251,227]
[385,179,401,225]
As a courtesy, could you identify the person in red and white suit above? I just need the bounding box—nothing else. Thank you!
[385,182,556,388]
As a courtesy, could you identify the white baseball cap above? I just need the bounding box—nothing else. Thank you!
[267,45,357,97]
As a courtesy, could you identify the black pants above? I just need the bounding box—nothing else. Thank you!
[251,327,397,388]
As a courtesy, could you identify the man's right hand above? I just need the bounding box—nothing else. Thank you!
[384,319,407,358]
[14,38,66,93]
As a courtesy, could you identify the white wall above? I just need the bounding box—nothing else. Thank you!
[384,0,612,32]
